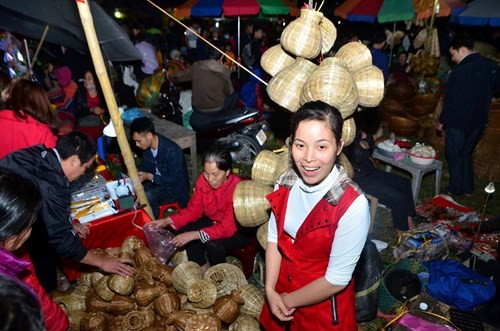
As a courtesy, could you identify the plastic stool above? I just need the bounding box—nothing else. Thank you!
[158,202,180,218]
[228,236,258,279]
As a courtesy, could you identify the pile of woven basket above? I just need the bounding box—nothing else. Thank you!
[54,236,264,330]
[232,6,385,247]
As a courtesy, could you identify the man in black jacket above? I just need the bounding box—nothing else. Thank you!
[437,33,500,197]
[0,132,134,292]
[130,117,189,218]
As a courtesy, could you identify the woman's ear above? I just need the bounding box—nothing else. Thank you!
[337,139,345,156]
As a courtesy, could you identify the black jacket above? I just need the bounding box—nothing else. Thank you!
[0,145,87,261]
[138,134,189,207]
[343,131,377,178]
[440,53,500,130]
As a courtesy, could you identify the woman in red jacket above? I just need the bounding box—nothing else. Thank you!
[0,167,69,331]
[259,101,370,330]
[153,143,249,271]
[0,79,58,158]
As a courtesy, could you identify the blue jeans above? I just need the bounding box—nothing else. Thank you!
[445,127,484,195]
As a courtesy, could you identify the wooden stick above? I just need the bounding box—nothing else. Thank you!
[146,0,268,86]
[28,24,50,75]
[75,0,155,220]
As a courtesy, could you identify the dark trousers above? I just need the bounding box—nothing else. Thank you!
[445,127,484,196]
[354,169,416,231]
[143,181,179,219]
[176,217,250,266]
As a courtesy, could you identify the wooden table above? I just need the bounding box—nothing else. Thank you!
[141,110,198,180]
[372,149,443,204]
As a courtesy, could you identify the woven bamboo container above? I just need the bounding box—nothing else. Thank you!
[280,9,323,59]
[172,261,203,294]
[300,57,359,119]
[267,57,317,112]
[342,118,357,147]
[337,153,353,178]
[239,284,265,319]
[252,150,280,186]
[185,313,222,331]
[204,263,248,298]
[187,279,217,309]
[388,116,418,137]
[229,315,260,331]
[335,42,372,74]
[233,181,273,227]
[273,149,292,182]
[320,16,337,55]
[260,44,295,77]
[352,65,385,107]
[409,93,441,117]
[379,97,406,115]
[386,82,416,101]
[171,249,188,266]
[257,222,268,249]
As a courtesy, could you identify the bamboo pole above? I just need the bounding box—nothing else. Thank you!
[28,24,50,76]
[75,0,155,220]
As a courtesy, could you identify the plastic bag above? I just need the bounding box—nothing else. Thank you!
[142,223,177,264]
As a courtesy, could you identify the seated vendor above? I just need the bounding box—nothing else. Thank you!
[130,117,189,218]
[151,143,250,272]
[344,110,416,231]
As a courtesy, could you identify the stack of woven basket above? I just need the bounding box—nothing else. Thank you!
[55,236,265,330]
[233,7,384,247]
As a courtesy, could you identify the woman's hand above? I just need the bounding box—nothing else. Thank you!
[266,289,295,321]
[171,231,199,247]
[90,107,104,115]
[151,217,173,229]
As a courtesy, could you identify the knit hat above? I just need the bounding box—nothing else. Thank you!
[54,66,72,88]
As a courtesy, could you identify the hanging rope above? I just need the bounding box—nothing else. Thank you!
[145,0,268,86]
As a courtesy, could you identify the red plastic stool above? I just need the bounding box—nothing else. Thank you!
[228,236,258,279]
[158,202,180,218]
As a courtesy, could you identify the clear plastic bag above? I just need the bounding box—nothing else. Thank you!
[142,223,177,264]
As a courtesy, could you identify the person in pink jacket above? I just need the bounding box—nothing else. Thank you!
[0,167,69,331]
[0,79,58,158]
[153,143,250,271]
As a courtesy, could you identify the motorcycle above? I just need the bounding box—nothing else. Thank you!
[152,78,267,166]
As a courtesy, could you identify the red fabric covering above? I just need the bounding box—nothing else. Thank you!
[335,0,364,19]
[63,209,151,281]
[0,110,57,159]
[17,249,69,331]
[350,0,383,17]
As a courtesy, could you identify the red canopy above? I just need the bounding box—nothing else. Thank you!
[223,0,260,17]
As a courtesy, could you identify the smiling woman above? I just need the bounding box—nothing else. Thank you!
[260,101,370,331]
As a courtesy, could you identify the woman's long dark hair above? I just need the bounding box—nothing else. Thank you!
[0,167,42,242]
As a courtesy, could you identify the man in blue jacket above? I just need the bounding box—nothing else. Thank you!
[437,33,500,197]
[130,117,189,218]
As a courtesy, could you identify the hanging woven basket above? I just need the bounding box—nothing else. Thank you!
[233,181,272,227]
[267,57,317,112]
[352,65,385,108]
[342,118,357,147]
[260,44,295,77]
[335,41,372,74]
[300,57,359,119]
[280,8,323,59]
[252,150,280,186]
[320,16,337,55]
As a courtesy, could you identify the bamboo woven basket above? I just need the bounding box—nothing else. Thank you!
[335,41,372,74]
[172,261,203,294]
[352,65,385,107]
[204,263,248,298]
[273,149,292,182]
[337,153,353,178]
[187,279,217,308]
[171,249,188,266]
[252,150,280,186]
[300,57,359,119]
[185,313,222,331]
[342,118,357,147]
[409,93,441,117]
[260,44,295,77]
[379,97,406,115]
[233,181,273,227]
[386,82,416,101]
[257,222,268,249]
[320,16,337,55]
[388,115,418,137]
[280,8,323,59]
[239,284,265,319]
[229,315,260,331]
[267,57,317,112]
